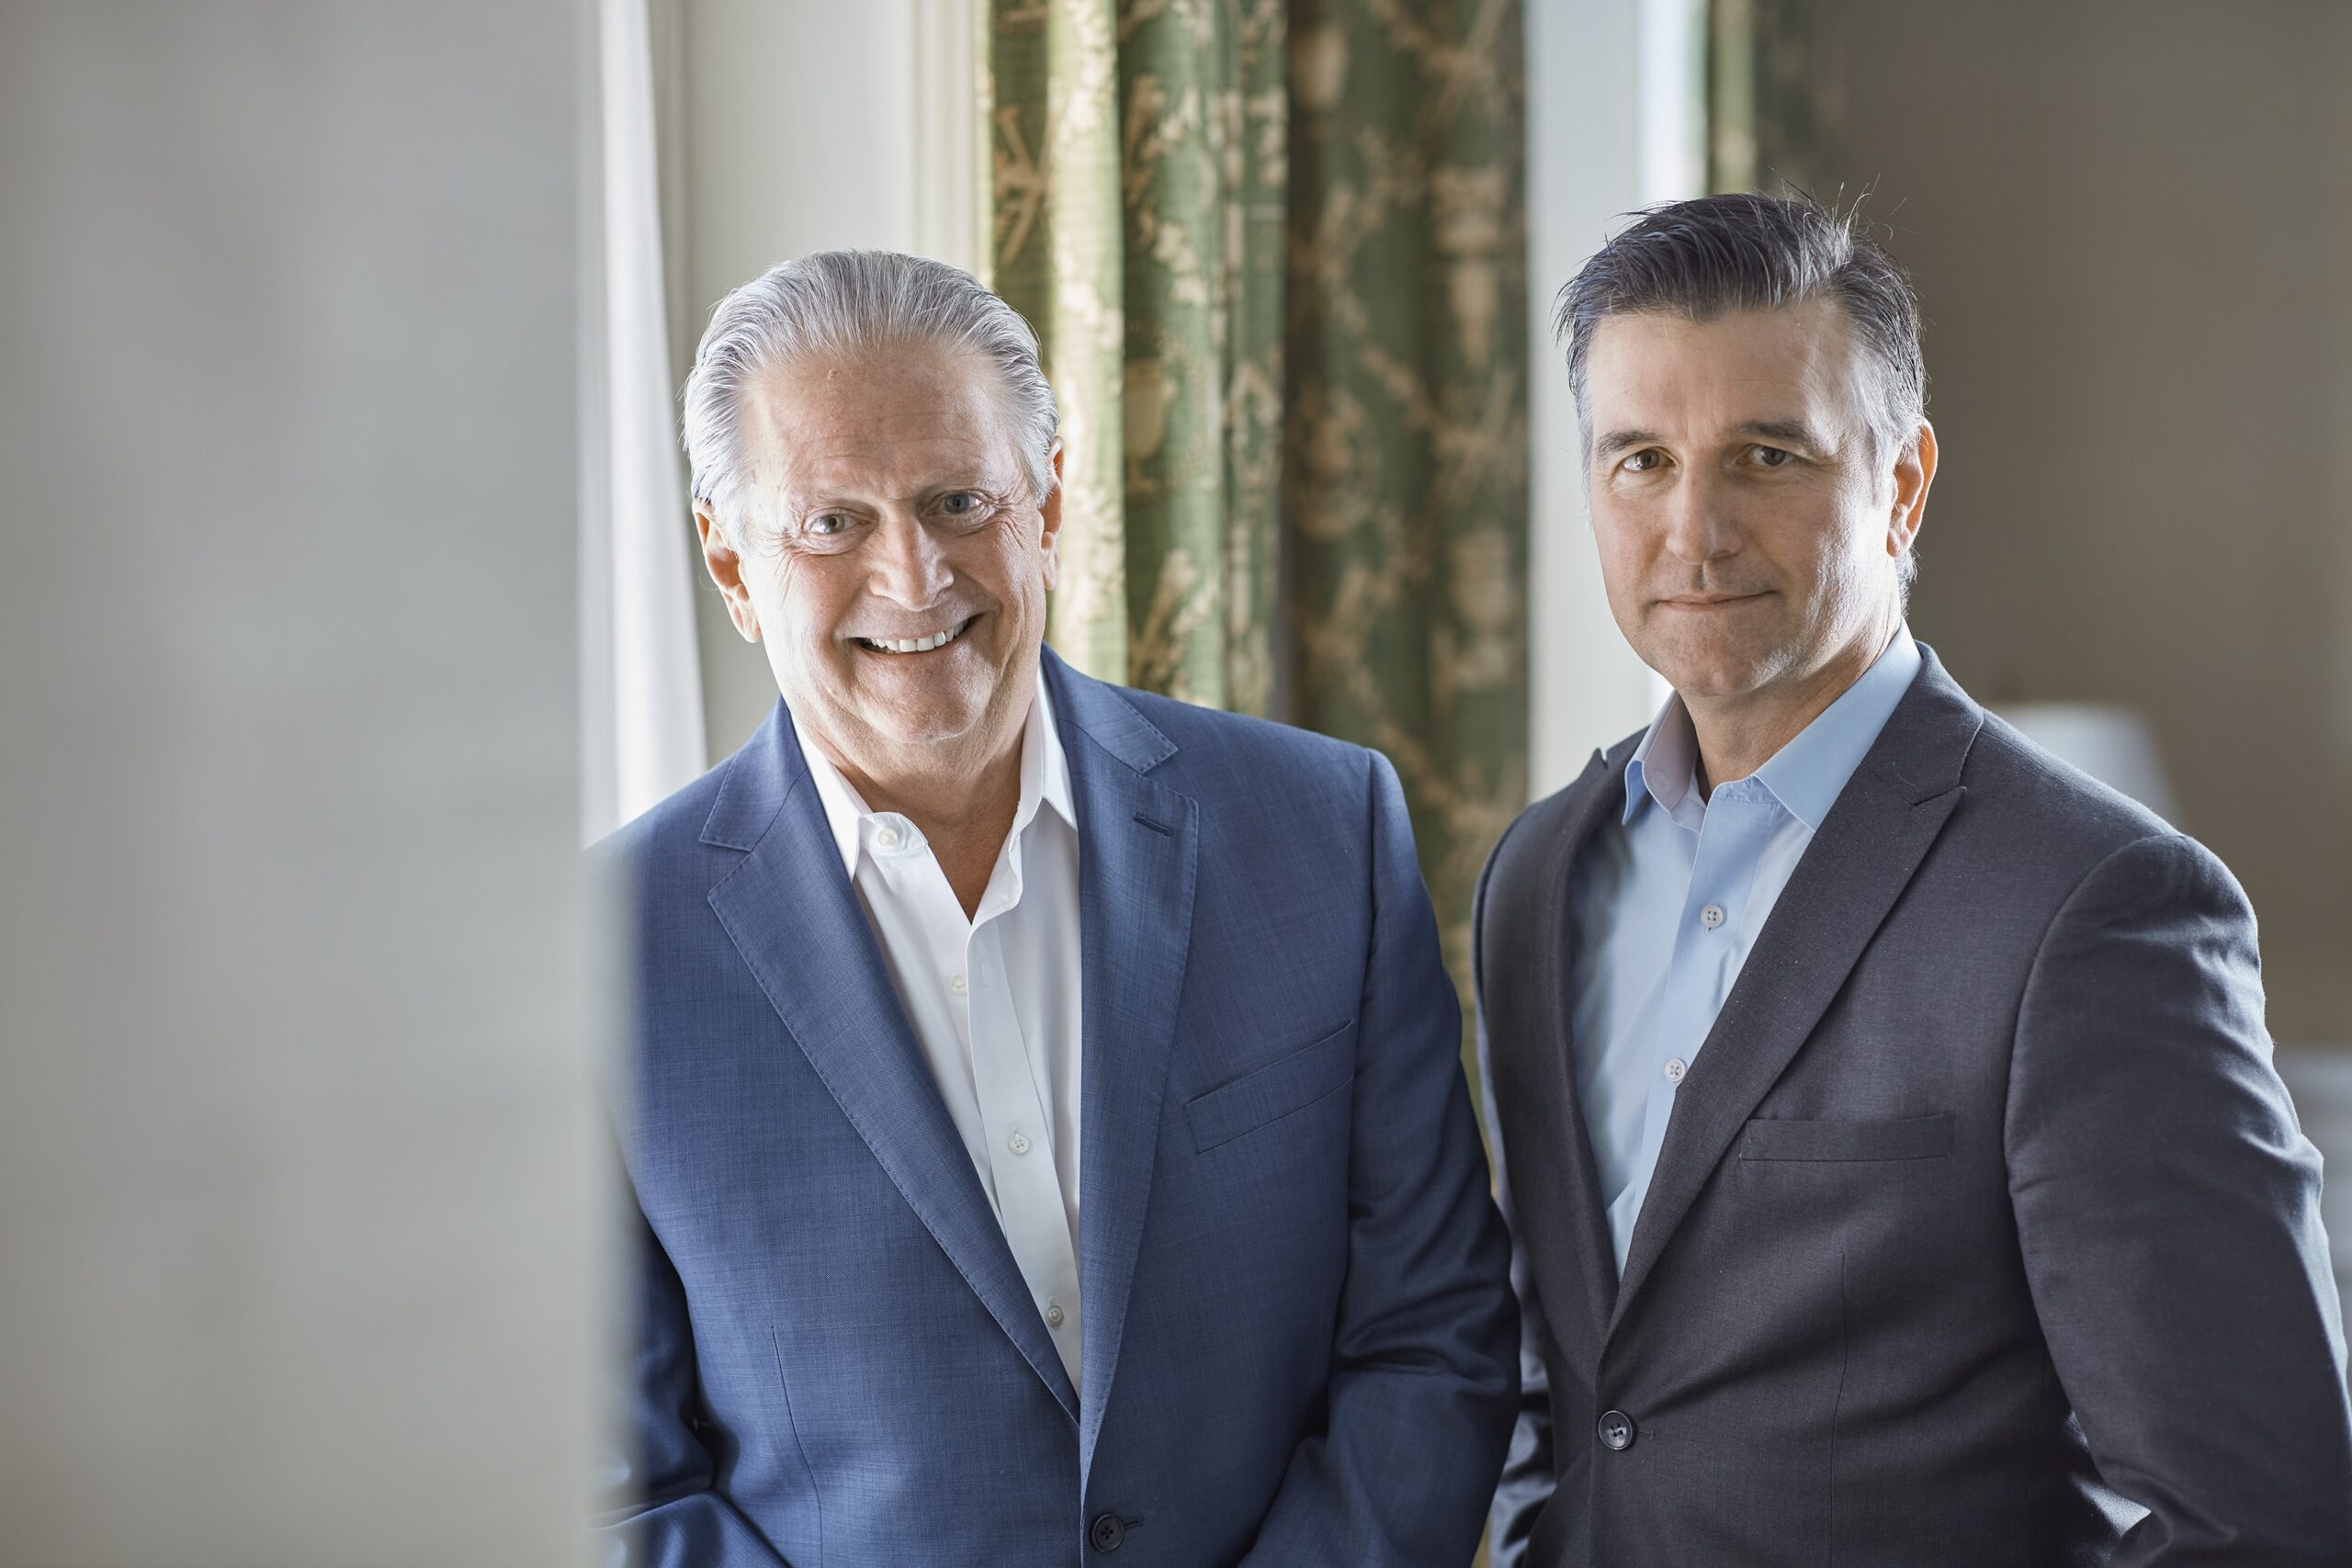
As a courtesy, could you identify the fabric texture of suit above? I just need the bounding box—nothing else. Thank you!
[1479,645,2352,1566]
[597,647,1518,1566]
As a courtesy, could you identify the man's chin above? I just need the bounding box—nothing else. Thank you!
[1646,648,1782,705]
[793,658,1033,771]
[845,686,1010,751]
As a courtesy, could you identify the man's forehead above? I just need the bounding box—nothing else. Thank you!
[1587,299,1861,412]
[741,347,1019,495]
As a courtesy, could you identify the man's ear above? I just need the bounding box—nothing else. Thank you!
[1037,446,1065,593]
[1889,420,1938,562]
[696,505,761,643]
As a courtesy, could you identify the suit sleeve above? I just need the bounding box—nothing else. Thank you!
[2007,831,2352,1563]
[589,1186,795,1567]
[1474,840,1560,1568]
[1236,750,1521,1568]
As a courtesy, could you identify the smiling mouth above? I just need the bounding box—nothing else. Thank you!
[854,616,977,655]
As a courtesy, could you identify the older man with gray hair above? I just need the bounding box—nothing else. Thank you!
[1477,193,2351,1566]
[597,251,1517,1566]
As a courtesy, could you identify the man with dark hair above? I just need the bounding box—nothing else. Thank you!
[1478,193,2351,1565]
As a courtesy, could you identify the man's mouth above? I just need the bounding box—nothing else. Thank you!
[1661,592,1769,608]
[853,616,977,655]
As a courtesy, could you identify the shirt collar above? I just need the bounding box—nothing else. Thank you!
[1623,694,1700,824]
[799,667,1074,879]
[1623,624,1922,832]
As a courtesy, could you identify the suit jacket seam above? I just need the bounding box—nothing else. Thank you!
[771,1321,826,1568]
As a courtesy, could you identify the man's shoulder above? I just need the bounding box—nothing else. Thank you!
[1075,675,1373,798]
[1956,710,2181,862]
[1946,711,2262,927]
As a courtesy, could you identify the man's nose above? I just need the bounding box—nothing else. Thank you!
[1661,470,1738,564]
[866,514,954,607]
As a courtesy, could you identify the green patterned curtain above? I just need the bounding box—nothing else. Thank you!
[983,0,1286,713]
[983,0,1527,1088]
[1707,0,1845,198]
[1281,2,1528,1037]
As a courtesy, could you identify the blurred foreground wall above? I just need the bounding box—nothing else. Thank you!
[0,5,601,1563]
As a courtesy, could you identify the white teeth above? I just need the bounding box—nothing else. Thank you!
[863,620,967,655]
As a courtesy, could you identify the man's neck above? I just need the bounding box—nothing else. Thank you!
[825,729,1025,920]
[1686,619,1897,795]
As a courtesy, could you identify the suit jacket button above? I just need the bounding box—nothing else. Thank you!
[1598,1409,1636,1451]
[1090,1512,1126,1552]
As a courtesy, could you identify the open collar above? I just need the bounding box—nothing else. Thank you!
[797,668,1076,880]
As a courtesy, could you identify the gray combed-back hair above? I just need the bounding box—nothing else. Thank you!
[1556,193,1927,468]
[681,251,1059,546]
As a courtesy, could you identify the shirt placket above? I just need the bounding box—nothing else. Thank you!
[958,897,1084,1383]
[1634,786,1785,1165]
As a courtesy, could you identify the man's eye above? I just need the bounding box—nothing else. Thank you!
[1751,446,1794,468]
[806,513,851,536]
[938,491,985,517]
[1622,449,1666,473]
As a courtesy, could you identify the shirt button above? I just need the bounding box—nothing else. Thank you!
[1046,1302,1066,1328]
[1008,1131,1032,1156]
[873,824,901,850]
[1664,1057,1687,1084]
[1700,903,1725,930]
[947,973,967,996]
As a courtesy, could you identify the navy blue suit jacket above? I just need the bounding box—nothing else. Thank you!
[598,649,1518,1565]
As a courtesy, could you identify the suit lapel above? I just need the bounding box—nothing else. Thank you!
[702,700,1080,1422]
[1506,746,1635,1350]
[1045,652,1198,1487]
[1608,652,1983,1333]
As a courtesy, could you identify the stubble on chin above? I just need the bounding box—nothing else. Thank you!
[1641,617,1792,704]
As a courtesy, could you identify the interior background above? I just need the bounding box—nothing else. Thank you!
[1,5,2344,1563]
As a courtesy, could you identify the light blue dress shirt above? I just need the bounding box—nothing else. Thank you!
[1569,626,1923,1272]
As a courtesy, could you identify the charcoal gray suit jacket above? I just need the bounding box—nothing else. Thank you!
[1478,646,2352,1566]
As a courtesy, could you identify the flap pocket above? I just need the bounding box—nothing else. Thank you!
[1185,1019,1358,1155]
[1739,1112,1955,1163]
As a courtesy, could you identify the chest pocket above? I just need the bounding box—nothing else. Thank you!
[1738,1111,1955,1162]
[1185,1019,1358,1154]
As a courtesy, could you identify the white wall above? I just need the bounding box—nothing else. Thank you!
[674,0,978,761]
[0,5,601,1562]
[1524,0,1690,797]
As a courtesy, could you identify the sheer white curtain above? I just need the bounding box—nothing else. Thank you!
[582,0,706,842]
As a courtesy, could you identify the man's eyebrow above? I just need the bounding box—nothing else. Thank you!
[1592,427,1662,459]
[1734,419,1824,449]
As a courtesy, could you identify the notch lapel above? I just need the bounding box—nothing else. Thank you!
[1045,653,1198,1488]
[703,702,1080,1422]
[1499,747,1634,1351]
[1608,654,1984,1333]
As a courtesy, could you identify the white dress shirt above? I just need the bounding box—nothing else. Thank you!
[800,673,1086,1382]
[1568,626,1922,1271]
